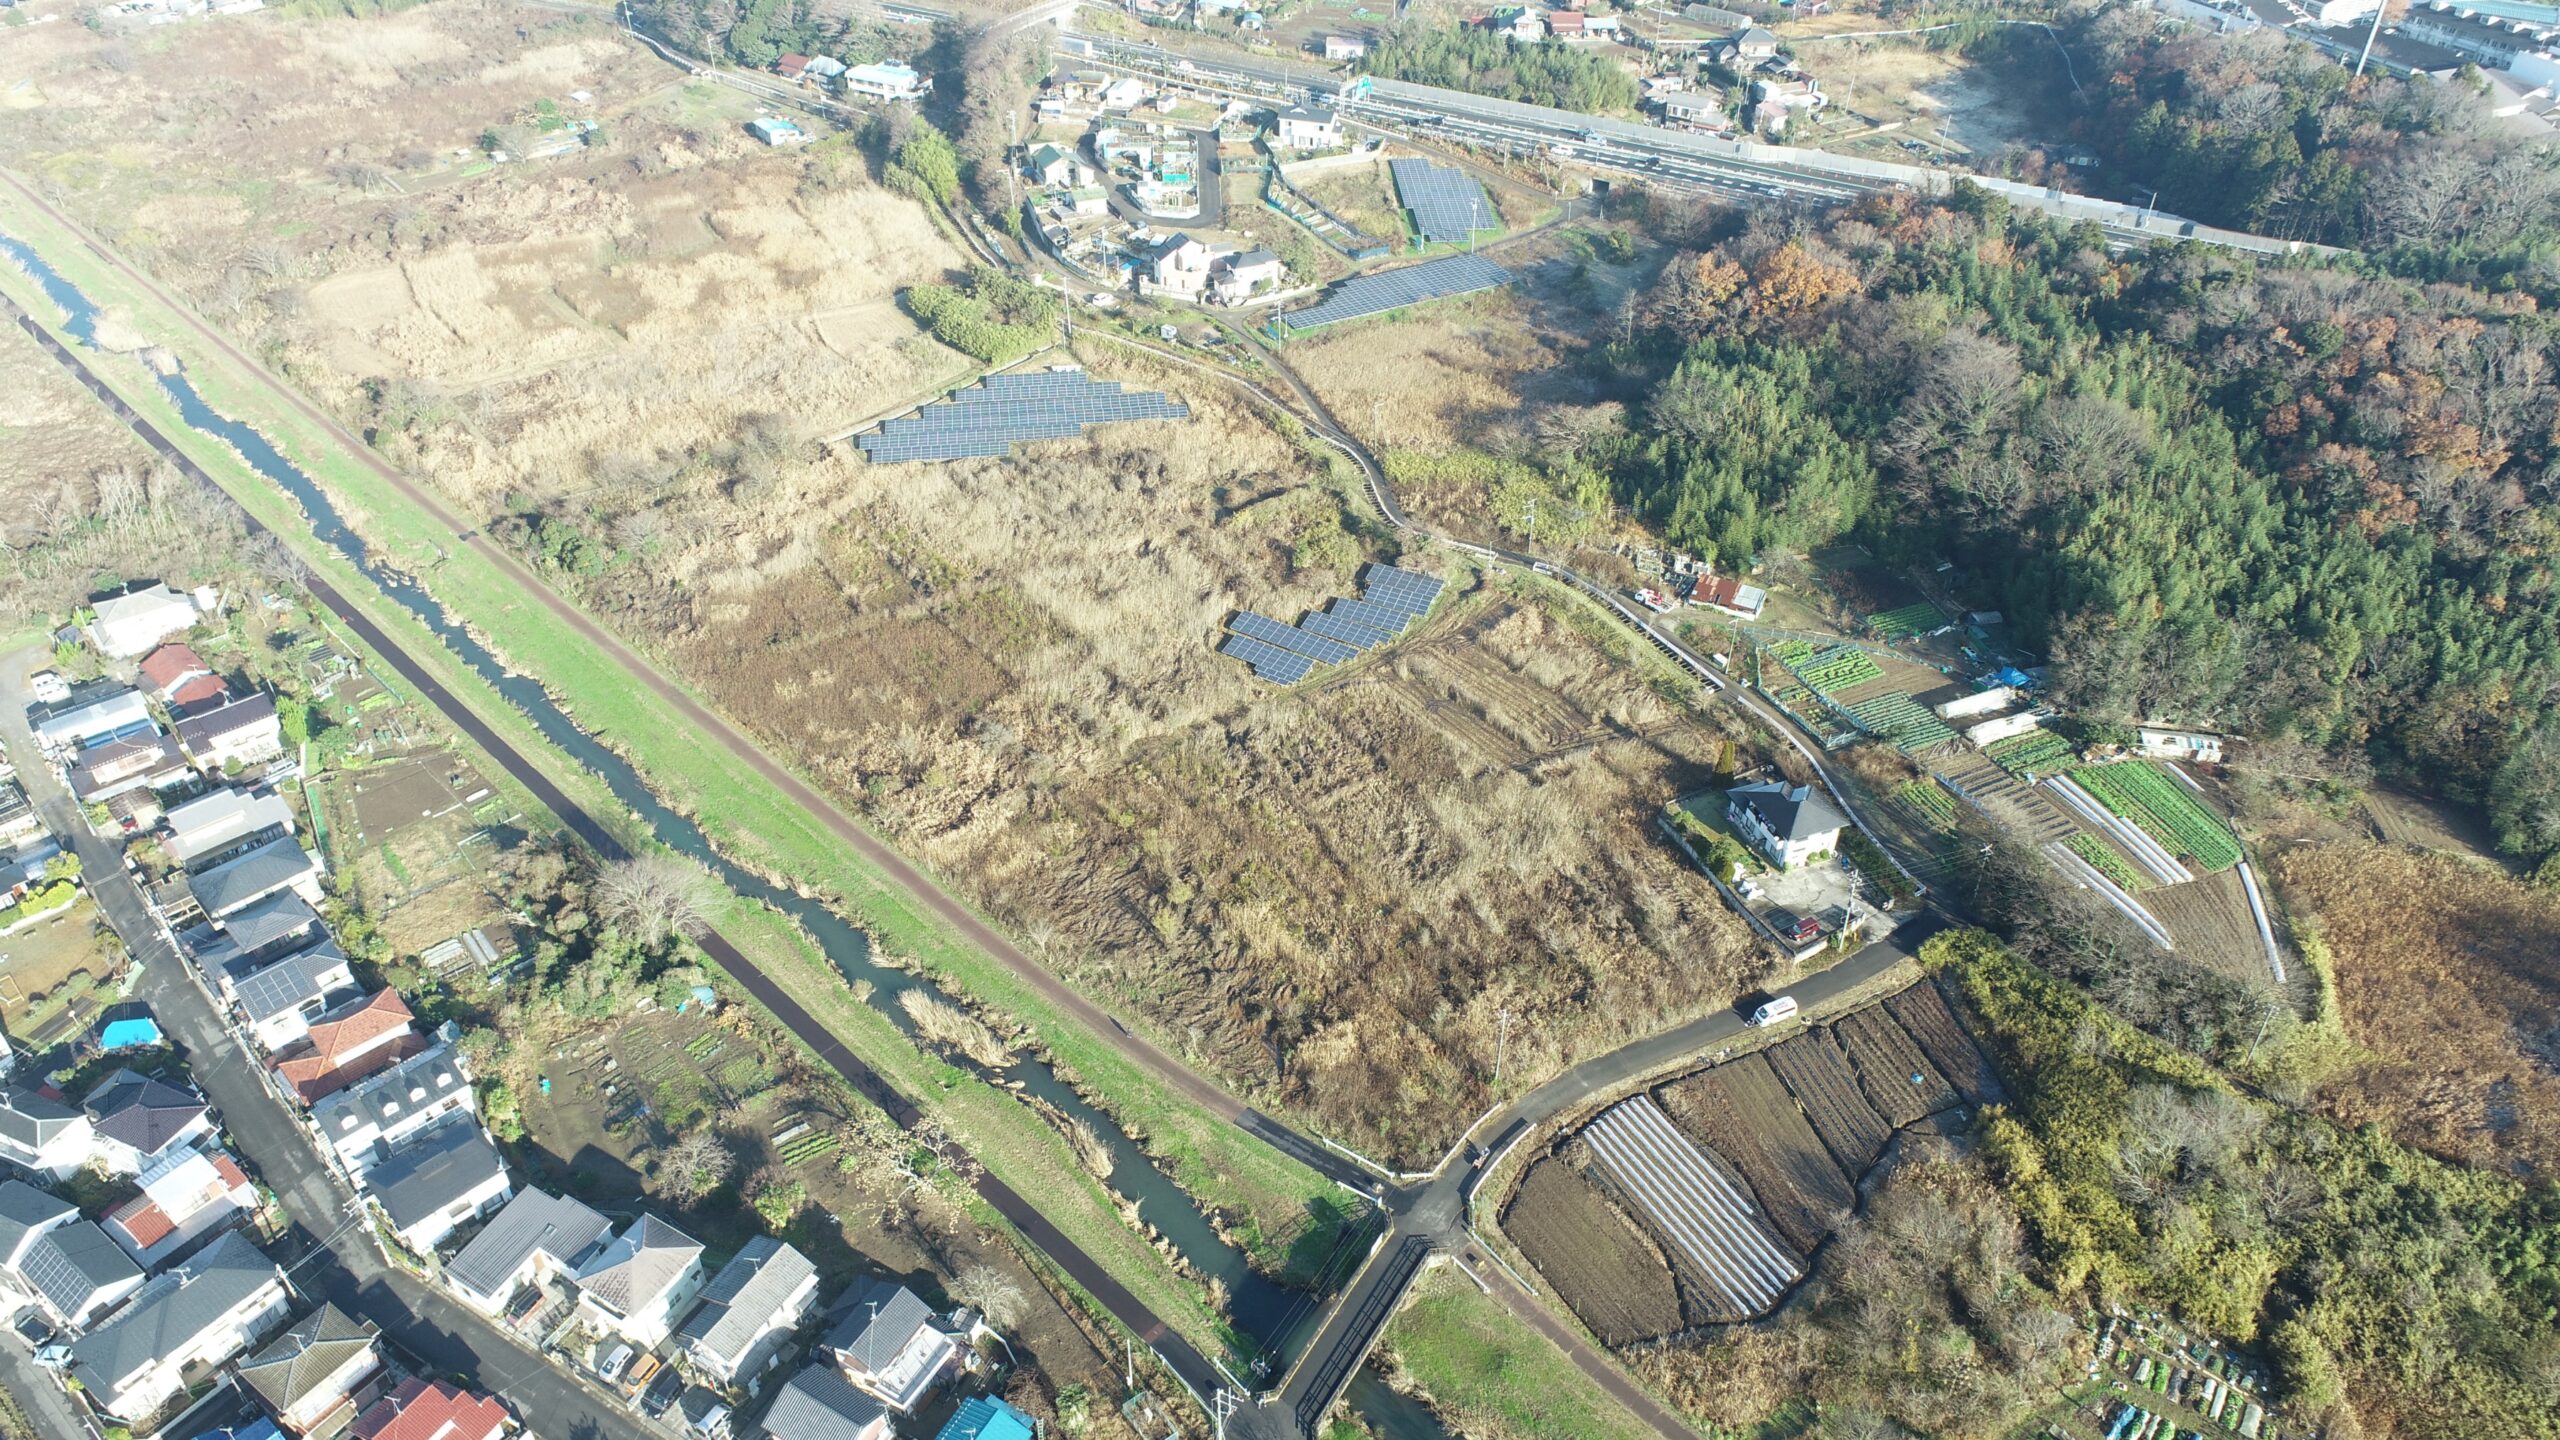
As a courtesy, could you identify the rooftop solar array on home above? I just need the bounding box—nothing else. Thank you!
[1390,158,1495,246]
[1220,633,1315,685]
[1360,563,1445,619]
[1232,612,1360,666]
[1330,597,1417,637]
[857,368,1189,464]
[1300,611,1391,650]
[1279,254,1513,334]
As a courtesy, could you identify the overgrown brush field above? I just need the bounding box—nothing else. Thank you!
[2276,843,2560,1175]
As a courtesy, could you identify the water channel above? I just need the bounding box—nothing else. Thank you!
[0,230,1419,1411]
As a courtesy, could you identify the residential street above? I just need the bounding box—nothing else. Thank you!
[0,654,659,1440]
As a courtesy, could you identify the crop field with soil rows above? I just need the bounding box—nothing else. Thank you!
[2075,761,2242,871]
[1503,1155,1692,1343]
[2066,831,2147,891]
[1881,981,2002,1106]
[1896,779,1959,832]
[1763,1033,1892,1176]
[1866,603,1944,639]
[1831,1007,1959,1125]
[1657,1056,1851,1256]
[1986,729,2074,774]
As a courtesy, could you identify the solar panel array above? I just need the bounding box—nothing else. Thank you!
[1390,158,1495,246]
[1279,254,1513,334]
[1219,565,1447,683]
[857,368,1189,464]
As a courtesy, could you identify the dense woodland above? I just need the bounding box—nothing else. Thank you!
[2055,2,2560,260]
[1561,189,2560,869]
[1360,23,1639,114]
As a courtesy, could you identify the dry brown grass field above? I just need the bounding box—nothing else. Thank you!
[0,313,151,512]
[2276,843,2560,1175]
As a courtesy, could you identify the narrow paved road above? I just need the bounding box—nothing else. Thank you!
[0,656,663,1440]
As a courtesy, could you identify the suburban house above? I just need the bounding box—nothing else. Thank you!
[1321,33,1366,60]
[1659,90,1729,133]
[68,731,187,804]
[935,1397,1037,1440]
[88,583,199,659]
[235,1303,383,1435]
[774,52,810,82]
[1066,185,1110,218]
[1024,143,1077,186]
[65,1231,293,1425]
[1481,6,1545,40]
[1690,573,1766,620]
[0,1088,95,1180]
[175,693,285,773]
[1097,75,1148,110]
[821,1279,961,1415]
[1547,9,1586,38]
[2136,726,2227,766]
[746,117,810,147]
[1726,780,1849,870]
[349,1379,513,1440]
[188,837,326,921]
[165,787,298,870]
[138,643,214,702]
[442,1187,612,1317]
[0,780,39,847]
[1730,25,1780,60]
[674,1237,820,1386]
[0,1184,145,1330]
[842,61,928,101]
[758,1364,889,1440]
[31,685,153,755]
[574,1214,706,1348]
[189,892,325,982]
[101,1145,258,1268]
[1211,249,1286,304]
[1146,235,1224,299]
[170,673,233,717]
[1273,102,1342,150]
[230,939,360,1054]
[309,1042,475,1179]
[270,990,422,1104]
[84,1069,215,1176]
[804,55,845,84]
[365,1120,511,1255]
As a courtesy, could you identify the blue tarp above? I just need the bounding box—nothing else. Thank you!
[1988,666,2034,691]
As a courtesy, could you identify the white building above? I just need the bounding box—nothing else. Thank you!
[442,1188,613,1317]
[87,583,199,660]
[65,1232,292,1426]
[30,686,153,755]
[365,1119,512,1256]
[309,1041,475,1179]
[101,1145,259,1268]
[2136,726,2226,766]
[0,1089,96,1181]
[843,61,929,101]
[1274,102,1343,150]
[674,1237,821,1385]
[1725,779,1848,870]
[163,787,297,869]
[822,1279,962,1415]
[576,1214,706,1349]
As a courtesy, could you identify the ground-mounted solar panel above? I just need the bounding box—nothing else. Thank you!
[1360,563,1445,618]
[1279,254,1514,334]
[1219,633,1315,684]
[1329,597,1415,637]
[1231,612,1359,666]
[1300,611,1393,650]
[1390,158,1496,246]
[858,367,1191,464]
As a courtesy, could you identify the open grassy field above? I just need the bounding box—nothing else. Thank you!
[2276,842,2560,1175]
[1380,1265,1660,1440]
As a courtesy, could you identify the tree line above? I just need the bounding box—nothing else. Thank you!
[1359,23,1639,114]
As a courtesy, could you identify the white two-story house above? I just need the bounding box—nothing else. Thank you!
[1725,779,1848,871]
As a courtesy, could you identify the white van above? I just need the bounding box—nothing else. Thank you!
[1748,996,1799,1027]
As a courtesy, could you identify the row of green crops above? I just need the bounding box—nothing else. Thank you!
[1985,729,2074,774]
[2064,832,2147,891]
[2074,761,2242,871]
[1865,602,1943,639]
[1896,779,1959,832]
[1848,693,1957,753]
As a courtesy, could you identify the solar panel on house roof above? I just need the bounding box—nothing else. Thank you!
[1231,613,1359,666]
[857,368,1190,464]
[1299,611,1392,650]
[1218,633,1315,685]
[1329,597,1415,637]
[1360,564,1444,617]
[1389,158,1496,246]
[1279,255,1513,334]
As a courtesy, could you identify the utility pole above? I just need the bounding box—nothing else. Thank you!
[2354,0,2387,77]
[1212,1388,1240,1440]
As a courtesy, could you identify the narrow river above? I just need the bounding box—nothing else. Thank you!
[0,229,1397,1398]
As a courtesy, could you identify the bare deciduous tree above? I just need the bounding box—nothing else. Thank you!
[597,851,711,943]
[661,1128,733,1203]
[950,1263,1028,1330]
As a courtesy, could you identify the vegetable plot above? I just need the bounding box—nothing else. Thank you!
[2074,761,2241,871]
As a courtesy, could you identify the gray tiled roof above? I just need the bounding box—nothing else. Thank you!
[83,1070,208,1156]
[189,837,316,918]
[236,1302,378,1413]
[68,1232,282,1409]
[366,1121,505,1233]
[1727,779,1849,843]
[0,1180,73,1261]
[174,693,277,753]
[823,1277,935,1374]
[0,1090,84,1151]
[230,941,351,1025]
[19,1221,141,1321]
[575,1214,703,1318]
[758,1363,888,1440]
[675,1238,816,1368]
[211,891,322,959]
[444,1188,610,1302]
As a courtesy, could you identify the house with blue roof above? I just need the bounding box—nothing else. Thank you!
[935,1396,1035,1440]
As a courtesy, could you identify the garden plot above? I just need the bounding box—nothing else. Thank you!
[1582,1096,1801,1318]
[1658,1056,1854,1255]
[2072,762,2241,872]
[2141,870,2274,983]
[1763,1033,1891,1177]
[1830,1008,1958,1127]
[1503,1156,1689,1343]
[1881,981,2000,1107]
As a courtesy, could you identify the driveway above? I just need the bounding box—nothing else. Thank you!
[0,652,661,1440]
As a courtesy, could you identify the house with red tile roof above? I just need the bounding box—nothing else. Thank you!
[168,673,233,717]
[103,1145,258,1268]
[269,991,421,1106]
[138,643,213,701]
[350,1378,513,1440]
